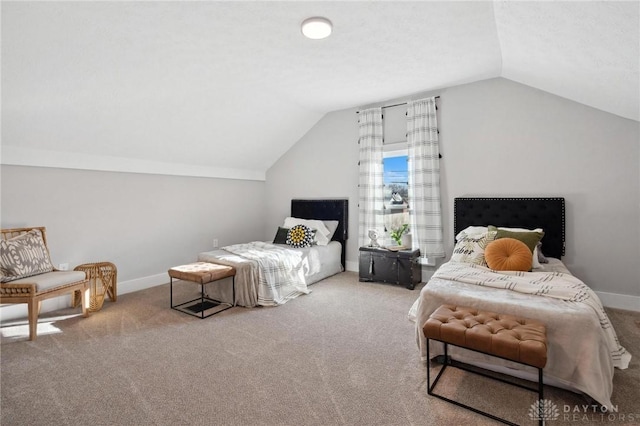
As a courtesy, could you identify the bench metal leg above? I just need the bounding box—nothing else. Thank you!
[170,276,235,319]
[426,339,545,426]
[539,367,544,426]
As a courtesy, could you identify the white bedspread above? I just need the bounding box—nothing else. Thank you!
[408,260,631,409]
[197,241,343,307]
[221,241,309,306]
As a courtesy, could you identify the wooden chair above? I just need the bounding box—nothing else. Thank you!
[1,227,90,340]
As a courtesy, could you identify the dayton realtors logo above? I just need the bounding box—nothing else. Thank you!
[529,401,639,423]
[528,399,560,421]
[562,404,638,422]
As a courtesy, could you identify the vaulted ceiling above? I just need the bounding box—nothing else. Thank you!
[2,1,638,180]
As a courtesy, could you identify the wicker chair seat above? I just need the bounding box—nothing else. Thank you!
[7,271,87,294]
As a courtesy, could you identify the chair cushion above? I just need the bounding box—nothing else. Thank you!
[1,230,54,282]
[9,271,87,292]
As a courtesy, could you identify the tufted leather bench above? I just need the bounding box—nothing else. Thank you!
[423,304,548,426]
[168,262,236,318]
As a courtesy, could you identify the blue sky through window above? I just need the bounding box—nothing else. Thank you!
[383,155,409,208]
[383,156,408,185]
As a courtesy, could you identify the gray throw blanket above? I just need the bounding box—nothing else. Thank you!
[222,242,310,306]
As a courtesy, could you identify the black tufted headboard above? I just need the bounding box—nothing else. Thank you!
[454,197,565,258]
[291,199,349,269]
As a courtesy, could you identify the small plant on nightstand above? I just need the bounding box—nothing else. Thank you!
[389,224,409,246]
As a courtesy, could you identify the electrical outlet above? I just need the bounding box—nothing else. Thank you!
[58,263,69,271]
[213,238,219,249]
[419,257,436,267]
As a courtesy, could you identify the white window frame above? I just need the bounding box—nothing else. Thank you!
[382,142,435,266]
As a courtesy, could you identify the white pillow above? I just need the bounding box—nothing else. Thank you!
[496,226,543,233]
[531,247,543,268]
[283,217,331,245]
[323,220,339,241]
[455,226,488,242]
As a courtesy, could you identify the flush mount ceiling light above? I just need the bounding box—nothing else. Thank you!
[301,17,332,39]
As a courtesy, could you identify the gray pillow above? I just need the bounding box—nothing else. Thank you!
[273,227,289,245]
[0,230,54,282]
[537,242,549,264]
[323,220,340,240]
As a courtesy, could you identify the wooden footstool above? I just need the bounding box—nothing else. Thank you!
[423,304,548,426]
[168,262,236,319]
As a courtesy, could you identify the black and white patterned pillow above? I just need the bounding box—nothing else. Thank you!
[286,225,315,248]
[0,230,54,282]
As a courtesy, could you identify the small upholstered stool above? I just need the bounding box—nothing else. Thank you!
[423,304,548,426]
[168,262,236,318]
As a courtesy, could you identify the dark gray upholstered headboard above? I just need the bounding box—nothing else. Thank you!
[454,197,565,259]
[291,199,349,268]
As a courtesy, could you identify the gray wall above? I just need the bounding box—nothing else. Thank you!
[1,166,266,316]
[265,77,640,301]
[264,107,360,268]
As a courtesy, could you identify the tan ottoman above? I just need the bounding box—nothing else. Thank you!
[168,262,236,318]
[423,304,548,426]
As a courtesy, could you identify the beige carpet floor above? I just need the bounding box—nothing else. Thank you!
[1,271,639,425]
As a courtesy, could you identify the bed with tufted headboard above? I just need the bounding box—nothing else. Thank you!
[410,197,630,410]
[197,198,348,308]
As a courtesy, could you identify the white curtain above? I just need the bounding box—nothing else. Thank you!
[358,108,384,247]
[407,98,445,258]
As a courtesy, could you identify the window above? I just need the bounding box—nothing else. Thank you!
[383,146,409,235]
[358,99,442,262]
[382,104,410,235]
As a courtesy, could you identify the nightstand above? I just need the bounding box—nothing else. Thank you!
[358,247,422,289]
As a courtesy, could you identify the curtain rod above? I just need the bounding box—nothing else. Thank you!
[356,96,440,114]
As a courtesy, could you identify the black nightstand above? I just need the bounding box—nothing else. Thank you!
[358,247,422,290]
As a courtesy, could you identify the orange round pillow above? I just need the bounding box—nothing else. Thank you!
[485,238,532,271]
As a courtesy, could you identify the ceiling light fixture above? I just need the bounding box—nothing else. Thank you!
[301,17,332,40]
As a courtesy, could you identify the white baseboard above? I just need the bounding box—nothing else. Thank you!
[595,290,640,312]
[2,271,637,323]
[345,260,358,273]
[117,273,168,295]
